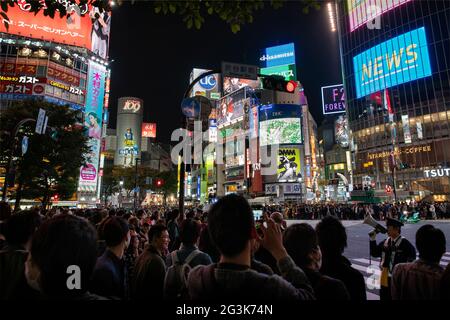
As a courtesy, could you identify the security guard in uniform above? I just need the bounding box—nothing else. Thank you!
[369,218,416,300]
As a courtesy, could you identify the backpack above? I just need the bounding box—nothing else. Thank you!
[166,249,201,300]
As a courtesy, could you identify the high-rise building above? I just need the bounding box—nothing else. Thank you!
[336,0,450,201]
[0,3,112,206]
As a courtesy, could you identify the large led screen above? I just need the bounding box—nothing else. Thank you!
[260,118,302,146]
[353,27,432,98]
[1,2,111,58]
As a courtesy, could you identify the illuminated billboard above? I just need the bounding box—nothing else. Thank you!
[260,43,296,68]
[223,77,260,96]
[347,0,412,32]
[114,97,144,167]
[78,61,106,192]
[260,64,297,81]
[142,123,156,138]
[189,68,221,100]
[277,148,301,182]
[259,104,302,146]
[335,115,349,148]
[217,88,252,127]
[353,27,432,98]
[1,2,111,58]
[321,84,346,115]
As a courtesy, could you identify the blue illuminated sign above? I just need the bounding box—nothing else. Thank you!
[260,43,296,68]
[199,75,217,90]
[353,27,432,98]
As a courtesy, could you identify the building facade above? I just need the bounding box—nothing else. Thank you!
[337,0,450,201]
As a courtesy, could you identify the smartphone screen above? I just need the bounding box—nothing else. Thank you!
[253,210,263,221]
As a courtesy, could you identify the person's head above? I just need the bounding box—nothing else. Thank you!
[0,201,12,221]
[148,224,169,253]
[208,194,254,258]
[284,223,322,270]
[416,225,446,263]
[315,216,347,258]
[136,209,145,220]
[25,214,98,298]
[386,218,402,238]
[142,222,150,234]
[180,219,201,246]
[128,217,139,230]
[88,112,99,126]
[186,210,195,220]
[99,216,130,250]
[3,210,42,249]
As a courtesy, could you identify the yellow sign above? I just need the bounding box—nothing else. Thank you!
[368,145,432,160]
[278,148,301,182]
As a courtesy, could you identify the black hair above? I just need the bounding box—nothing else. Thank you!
[207,194,253,257]
[98,217,129,247]
[148,224,168,242]
[0,201,12,221]
[179,219,201,245]
[3,210,42,246]
[283,223,319,269]
[30,214,97,297]
[416,224,446,263]
[315,216,348,257]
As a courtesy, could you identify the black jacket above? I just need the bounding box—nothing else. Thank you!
[320,255,367,301]
[0,245,39,300]
[370,236,416,275]
[131,244,166,300]
[90,249,128,300]
[303,268,350,300]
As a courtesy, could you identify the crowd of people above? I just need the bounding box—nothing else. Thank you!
[267,201,450,221]
[0,197,449,301]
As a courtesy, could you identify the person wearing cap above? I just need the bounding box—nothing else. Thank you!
[369,217,416,300]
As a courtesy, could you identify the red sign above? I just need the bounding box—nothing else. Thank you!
[142,123,157,138]
[1,2,111,58]
[0,81,33,94]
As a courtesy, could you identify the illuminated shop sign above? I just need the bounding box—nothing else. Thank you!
[367,144,432,160]
[424,168,450,178]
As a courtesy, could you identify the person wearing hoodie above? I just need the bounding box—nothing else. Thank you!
[187,194,314,301]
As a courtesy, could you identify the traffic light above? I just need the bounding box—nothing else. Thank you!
[261,76,297,93]
[155,178,164,188]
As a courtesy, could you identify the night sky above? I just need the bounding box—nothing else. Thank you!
[108,2,342,143]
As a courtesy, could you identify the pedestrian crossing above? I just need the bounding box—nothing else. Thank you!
[349,252,450,301]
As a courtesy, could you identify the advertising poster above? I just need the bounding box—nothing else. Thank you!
[217,88,250,127]
[78,61,106,192]
[248,105,259,139]
[321,84,346,115]
[115,97,144,167]
[259,104,302,146]
[402,115,412,144]
[353,27,432,98]
[335,115,350,148]
[1,1,111,58]
[142,123,156,138]
[277,148,301,182]
[222,77,260,96]
[347,0,412,32]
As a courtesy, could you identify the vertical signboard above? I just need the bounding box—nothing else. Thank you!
[78,61,106,192]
